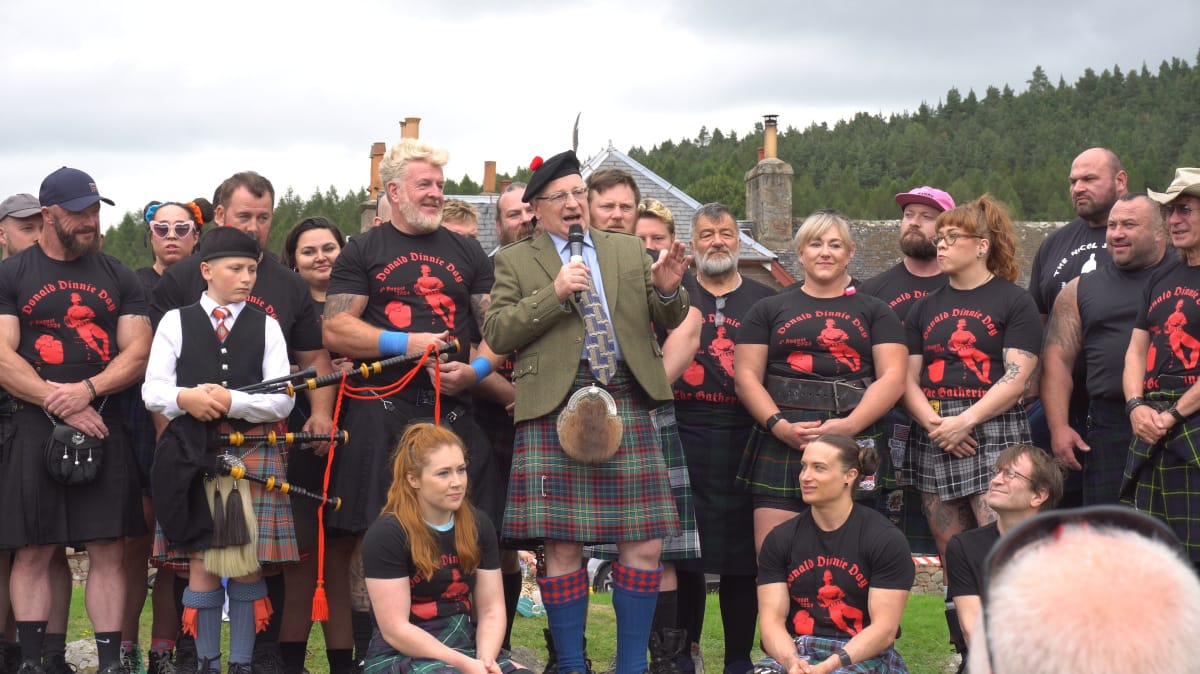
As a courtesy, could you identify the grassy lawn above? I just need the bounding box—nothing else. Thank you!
[70,589,955,673]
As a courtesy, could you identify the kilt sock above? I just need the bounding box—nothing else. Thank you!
[502,571,522,650]
[227,580,269,665]
[183,588,224,662]
[613,563,663,674]
[538,569,589,674]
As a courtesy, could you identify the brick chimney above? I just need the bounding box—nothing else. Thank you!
[482,161,497,194]
[500,179,512,193]
[745,114,794,251]
[369,142,386,199]
[400,117,421,139]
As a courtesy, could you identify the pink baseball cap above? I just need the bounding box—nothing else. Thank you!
[895,186,955,213]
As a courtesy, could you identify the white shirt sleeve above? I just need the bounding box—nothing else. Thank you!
[227,315,295,423]
[141,309,186,419]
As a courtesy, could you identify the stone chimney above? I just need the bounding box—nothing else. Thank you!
[482,161,497,194]
[745,114,794,250]
[400,117,421,139]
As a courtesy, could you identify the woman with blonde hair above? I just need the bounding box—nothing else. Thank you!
[361,423,528,674]
[901,194,1041,567]
[735,210,908,554]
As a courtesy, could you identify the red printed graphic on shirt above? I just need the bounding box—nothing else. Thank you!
[1142,282,1200,390]
[63,292,110,361]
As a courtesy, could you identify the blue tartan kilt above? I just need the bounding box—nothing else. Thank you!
[753,634,907,673]
[363,613,522,674]
[502,366,680,547]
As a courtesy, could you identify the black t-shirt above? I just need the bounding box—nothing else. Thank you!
[136,266,161,295]
[1077,255,1179,400]
[757,505,914,640]
[905,278,1042,400]
[328,225,493,376]
[153,252,323,354]
[0,245,148,381]
[673,274,776,410]
[1028,218,1109,315]
[1135,262,1200,390]
[361,509,499,622]
[858,263,948,324]
[740,290,904,379]
[945,521,1000,601]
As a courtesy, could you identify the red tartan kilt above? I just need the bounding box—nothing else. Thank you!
[501,366,680,546]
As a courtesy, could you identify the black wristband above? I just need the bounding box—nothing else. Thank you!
[83,378,97,401]
[765,412,784,431]
[1168,405,1186,423]
[1125,397,1147,415]
[835,648,852,667]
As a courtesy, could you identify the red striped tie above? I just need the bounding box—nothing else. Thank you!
[212,306,230,342]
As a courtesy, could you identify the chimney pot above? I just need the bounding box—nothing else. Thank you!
[757,147,765,162]
[500,179,513,193]
[369,142,386,198]
[401,117,422,139]
[763,114,779,160]
[483,161,497,194]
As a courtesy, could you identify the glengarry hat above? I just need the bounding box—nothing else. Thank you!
[522,151,582,203]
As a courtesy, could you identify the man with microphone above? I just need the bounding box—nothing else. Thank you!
[484,150,690,674]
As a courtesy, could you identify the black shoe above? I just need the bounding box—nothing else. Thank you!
[16,662,44,674]
[251,644,285,674]
[148,651,176,674]
[196,656,221,674]
[97,661,129,674]
[174,642,197,674]
[648,628,687,674]
[41,655,76,674]
[0,642,21,674]
[542,629,558,674]
[228,664,252,674]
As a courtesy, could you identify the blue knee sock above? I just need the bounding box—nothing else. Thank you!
[226,579,269,665]
[183,588,226,664]
[612,562,663,674]
[538,569,589,674]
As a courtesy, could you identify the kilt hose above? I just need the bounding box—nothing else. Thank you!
[153,438,298,566]
[737,407,883,506]
[586,402,699,562]
[1122,389,1200,564]
[362,613,522,674]
[502,365,679,547]
[903,399,1031,502]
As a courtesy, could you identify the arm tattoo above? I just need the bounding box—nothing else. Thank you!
[1045,284,1082,355]
[324,293,363,320]
[998,348,1036,386]
[470,293,492,331]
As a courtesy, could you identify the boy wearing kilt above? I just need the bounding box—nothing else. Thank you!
[143,227,297,674]
[483,150,691,674]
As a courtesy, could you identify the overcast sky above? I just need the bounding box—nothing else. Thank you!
[2,0,1197,228]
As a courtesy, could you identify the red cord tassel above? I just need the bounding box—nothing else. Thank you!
[254,596,274,633]
[180,606,199,637]
[311,582,329,622]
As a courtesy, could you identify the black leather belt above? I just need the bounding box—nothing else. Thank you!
[766,374,872,414]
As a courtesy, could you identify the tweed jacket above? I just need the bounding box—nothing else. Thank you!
[484,228,689,422]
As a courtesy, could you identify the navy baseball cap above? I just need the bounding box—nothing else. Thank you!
[39,167,114,211]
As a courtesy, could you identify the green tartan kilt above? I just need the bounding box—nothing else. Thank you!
[363,613,522,674]
[502,367,680,547]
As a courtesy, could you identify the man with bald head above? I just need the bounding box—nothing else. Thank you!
[1042,193,1174,505]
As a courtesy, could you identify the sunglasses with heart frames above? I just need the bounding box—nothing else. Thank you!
[150,220,195,238]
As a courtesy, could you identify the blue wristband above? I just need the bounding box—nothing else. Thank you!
[378,331,409,356]
[470,356,493,384]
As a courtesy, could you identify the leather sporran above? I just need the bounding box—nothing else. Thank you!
[556,385,623,464]
[44,423,103,486]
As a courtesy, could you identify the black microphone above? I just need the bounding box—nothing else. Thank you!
[568,224,584,303]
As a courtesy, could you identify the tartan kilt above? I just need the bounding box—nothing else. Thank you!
[502,366,679,546]
[1081,398,1133,506]
[903,399,1030,501]
[753,635,907,674]
[736,408,882,503]
[153,440,298,565]
[1121,389,1200,562]
[673,402,757,575]
[586,402,699,562]
[363,613,521,674]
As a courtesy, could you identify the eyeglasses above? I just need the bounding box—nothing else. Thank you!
[931,232,983,246]
[992,466,1031,483]
[1162,203,1196,218]
[150,221,195,238]
[534,186,588,205]
[714,295,727,328]
[980,505,1182,671]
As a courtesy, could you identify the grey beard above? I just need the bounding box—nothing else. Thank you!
[698,252,736,276]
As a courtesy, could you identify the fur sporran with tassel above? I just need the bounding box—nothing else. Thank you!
[203,473,259,577]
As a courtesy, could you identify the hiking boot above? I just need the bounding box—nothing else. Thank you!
[174,641,197,674]
[250,644,285,674]
[16,662,44,674]
[228,664,252,674]
[648,629,687,674]
[97,661,130,674]
[148,651,176,674]
[196,657,220,674]
[40,655,75,674]
[122,645,147,674]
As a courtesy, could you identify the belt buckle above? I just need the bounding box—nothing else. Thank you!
[416,389,438,407]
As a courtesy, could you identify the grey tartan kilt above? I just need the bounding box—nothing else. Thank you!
[903,399,1030,501]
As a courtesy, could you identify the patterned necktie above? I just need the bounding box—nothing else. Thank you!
[212,306,230,342]
[579,278,617,384]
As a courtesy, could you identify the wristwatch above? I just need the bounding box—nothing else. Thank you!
[1167,405,1186,423]
[765,412,784,431]
[1125,397,1147,415]
[835,648,852,668]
